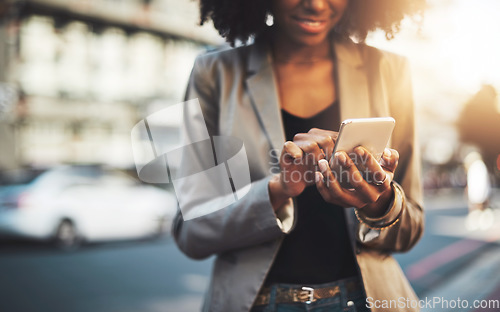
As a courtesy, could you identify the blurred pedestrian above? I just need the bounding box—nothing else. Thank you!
[465,152,491,212]
[457,84,500,177]
[173,1,425,311]
[464,151,494,231]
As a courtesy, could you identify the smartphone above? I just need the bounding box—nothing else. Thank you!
[331,117,395,189]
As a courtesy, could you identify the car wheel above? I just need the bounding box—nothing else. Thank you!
[54,220,81,250]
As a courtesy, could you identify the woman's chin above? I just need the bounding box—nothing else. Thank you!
[277,26,333,45]
[289,33,331,47]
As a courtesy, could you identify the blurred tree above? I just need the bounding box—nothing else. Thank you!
[457,85,500,178]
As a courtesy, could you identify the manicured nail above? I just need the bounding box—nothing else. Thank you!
[355,146,365,156]
[318,159,328,173]
[336,152,346,166]
[384,148,391,158]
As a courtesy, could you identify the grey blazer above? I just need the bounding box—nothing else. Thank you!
[173,35,424,312]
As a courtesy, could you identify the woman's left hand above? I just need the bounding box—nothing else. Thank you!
[315,146,399,218]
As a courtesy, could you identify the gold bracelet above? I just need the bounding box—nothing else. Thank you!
[354,208,402,230]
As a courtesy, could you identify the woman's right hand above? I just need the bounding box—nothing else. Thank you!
[269,128,338,210]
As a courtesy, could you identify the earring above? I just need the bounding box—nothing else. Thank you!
[266,13,274,26]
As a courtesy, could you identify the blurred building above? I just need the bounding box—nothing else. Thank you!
[368,0,500,189]
[0,0,222,169]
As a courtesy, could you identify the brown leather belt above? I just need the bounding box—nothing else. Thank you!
[254,279,362,306]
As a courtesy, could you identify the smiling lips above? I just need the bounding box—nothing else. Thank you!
[293,17,329,34]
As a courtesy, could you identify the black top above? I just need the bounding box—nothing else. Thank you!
[264,102,358,285]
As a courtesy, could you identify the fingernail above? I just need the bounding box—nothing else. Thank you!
[380,157,387,167]
[315,171,323,183]
[336,152,346,165]
[355,146,365,156]
[384,148,391,158]
[318,159,328,173]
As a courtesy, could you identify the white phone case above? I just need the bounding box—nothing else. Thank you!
[332,117,395,188]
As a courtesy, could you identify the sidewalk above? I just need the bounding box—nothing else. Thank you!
[413,188,500,311]
[420,246,500,312]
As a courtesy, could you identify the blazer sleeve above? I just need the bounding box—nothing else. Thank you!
[356,54,425,253]
[171,54,294,260]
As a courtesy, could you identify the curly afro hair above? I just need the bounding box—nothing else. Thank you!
[199,0,426,45]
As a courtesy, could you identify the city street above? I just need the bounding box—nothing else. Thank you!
[0,237,212,312]
[1,1,500,312]
[0,189,499,312]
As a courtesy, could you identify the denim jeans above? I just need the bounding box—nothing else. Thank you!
[250,276,370,312]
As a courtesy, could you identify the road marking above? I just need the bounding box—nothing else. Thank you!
[421,248,500,312]
[406,239,486,281]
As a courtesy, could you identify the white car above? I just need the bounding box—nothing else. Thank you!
[0,166,178,248]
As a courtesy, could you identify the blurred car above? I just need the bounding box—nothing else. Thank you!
[0,165,177,249]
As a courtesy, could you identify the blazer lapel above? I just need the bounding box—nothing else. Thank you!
[246,41,286,152]
[333,37,371,121]
[333,37,374,250]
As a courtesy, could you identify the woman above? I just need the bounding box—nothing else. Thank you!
[173,0,425,311]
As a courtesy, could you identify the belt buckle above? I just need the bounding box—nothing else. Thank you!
[296,286,315,304]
